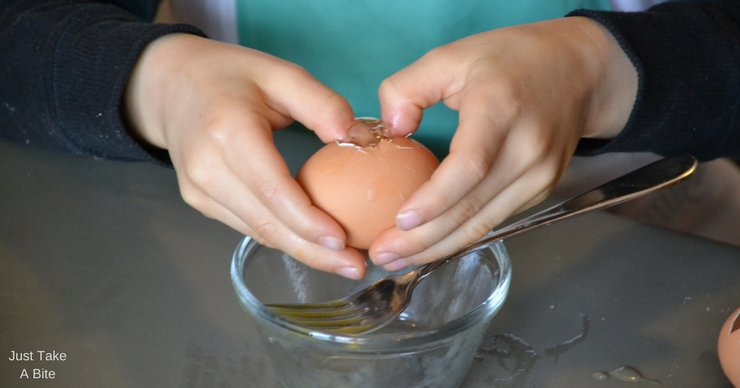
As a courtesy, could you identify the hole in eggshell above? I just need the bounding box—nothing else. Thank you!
[731,310,740,334]
[337,117,419,153]
[340,117,392,148]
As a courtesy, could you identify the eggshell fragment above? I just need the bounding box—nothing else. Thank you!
[297,136,439,249]
[718,306,740,386]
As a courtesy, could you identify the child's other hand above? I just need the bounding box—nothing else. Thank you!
[370,17,637,270]
[125,34,366,279]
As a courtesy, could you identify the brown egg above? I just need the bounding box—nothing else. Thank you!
[297,121,439,249]
[718,306,740,386]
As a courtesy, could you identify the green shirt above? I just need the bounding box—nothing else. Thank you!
[236,0,611,156]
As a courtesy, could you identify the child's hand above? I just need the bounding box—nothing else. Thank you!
[370,17,637,270]
[125,34,366,279]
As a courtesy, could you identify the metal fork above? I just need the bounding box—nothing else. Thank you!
[267,155,698,335]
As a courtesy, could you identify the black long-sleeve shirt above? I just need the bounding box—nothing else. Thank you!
[570,1,740,161]
[0,0,204,161]
[1,0,738,162]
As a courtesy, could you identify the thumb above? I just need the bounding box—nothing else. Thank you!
[379,50,461,136]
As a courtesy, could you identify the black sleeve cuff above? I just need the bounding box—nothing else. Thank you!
[0,1,206,162]
[568,1,740,161]
[52,4,206,161]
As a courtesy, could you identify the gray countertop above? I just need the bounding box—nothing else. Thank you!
[1,131,738,387]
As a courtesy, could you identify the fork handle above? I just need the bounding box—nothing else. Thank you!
[417,155,698,279]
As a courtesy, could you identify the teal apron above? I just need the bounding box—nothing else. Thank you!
[235,0,611,156]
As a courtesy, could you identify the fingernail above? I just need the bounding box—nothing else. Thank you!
[374,252,398,265]
[319,236,345,251]
[396,210,423,230]
[389,113,402,131]
[383,259,409,272]
[336,267,361,280]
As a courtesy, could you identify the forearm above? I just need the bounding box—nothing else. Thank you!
[0,0,204,161]
[571,0,740,161]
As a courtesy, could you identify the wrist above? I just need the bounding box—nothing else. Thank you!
[571,17,638,139]
[124,33,192,149]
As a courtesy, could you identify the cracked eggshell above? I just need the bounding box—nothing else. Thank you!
[297,136,439,250]
[719,306,740,386]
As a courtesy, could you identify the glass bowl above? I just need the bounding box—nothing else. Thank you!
[231,236,511,388]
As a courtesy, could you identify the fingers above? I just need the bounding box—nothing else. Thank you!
[258,61,356,142]
[393,89,509,231]
[370,129,567,269]
[176,141,367,277]
[371,86,567,268]
[224,115,348,246]
[173,103,366,278]
[183,180,367,277]
[378,47,463,136]
[370,160,559,269]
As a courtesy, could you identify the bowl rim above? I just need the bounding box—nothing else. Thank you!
[230,236,511,349]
